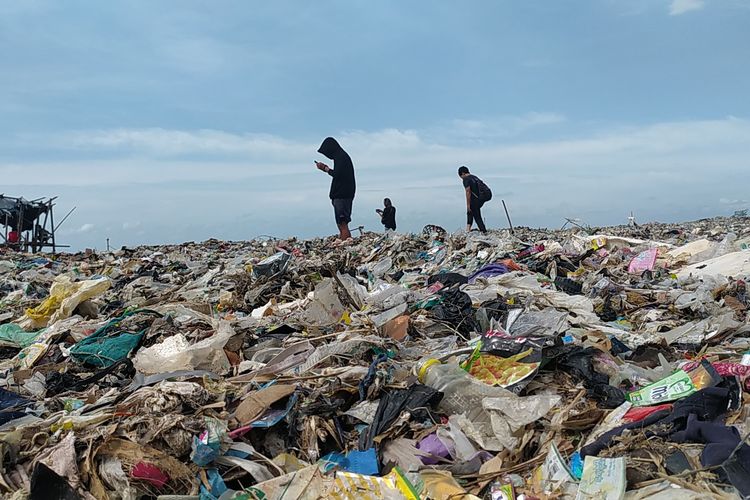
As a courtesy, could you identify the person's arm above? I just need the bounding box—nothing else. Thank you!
[315,161,334,177]
[465,186,472,211]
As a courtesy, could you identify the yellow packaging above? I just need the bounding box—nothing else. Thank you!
[591,237,608,251]
[330,468,419,500]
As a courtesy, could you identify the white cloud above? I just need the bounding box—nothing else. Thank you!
[449,112,565,138]
[76,223,95,233]
[122,221,141,230]
[57,128,308,157]
[669,0,705,15]
[720,198,748,205]
[3,117,750,186]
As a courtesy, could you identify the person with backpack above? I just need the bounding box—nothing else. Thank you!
[458,166,492,233]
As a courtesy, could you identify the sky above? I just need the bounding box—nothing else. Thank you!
[1,0,750,251]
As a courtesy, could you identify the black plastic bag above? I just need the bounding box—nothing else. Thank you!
[546,345,625,409]
[359,384,442,450]
[430,287,478,335]
[478,298,510,326]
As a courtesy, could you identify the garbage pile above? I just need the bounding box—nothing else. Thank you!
[2,217,750,499]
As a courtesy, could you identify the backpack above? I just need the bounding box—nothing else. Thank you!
[475,177,492,202]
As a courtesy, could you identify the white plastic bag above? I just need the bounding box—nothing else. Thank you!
[133,320,235,375]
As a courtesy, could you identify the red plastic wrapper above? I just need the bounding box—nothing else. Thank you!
[623,404,673,423]
[131,462,170,489]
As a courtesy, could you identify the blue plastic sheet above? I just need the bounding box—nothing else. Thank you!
[322,448,379,476]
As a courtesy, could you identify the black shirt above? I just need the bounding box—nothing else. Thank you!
[381,206,396,230]
[318,137,356,200]
[462,174,480,197]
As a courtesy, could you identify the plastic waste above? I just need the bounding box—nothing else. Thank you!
[435,415,481,462]
[532,442,577,496]
[464,349,540,392]
[69,309,160,368]
[418,359,515,420]
[133,320,236,375]
[507,309,568,337]
[190,417,228,466]
[252,251,291,278]
[0,323,43,348]
[372,257,393,278]
[301,279,345,326]
[321,448,379,475]
[489,482,515,500]
[359,384,442,451]
[21,276,111,329]
[576,456,626,500]
[420,470,481,500]
[712,232,738,259]
[331,468,420,500]
[627,360,720,407]
[628,248,658,274]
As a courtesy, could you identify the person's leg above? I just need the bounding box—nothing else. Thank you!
[332,199,341,238]
[472,199,487,233]
[466,207,474,231]
[338,223,351,240]
[333,199,353,240]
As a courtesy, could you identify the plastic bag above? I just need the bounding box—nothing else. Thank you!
[252,252,291,278]
[302,279,345,326]
[133,320,236,375]
[372,257,393,278]
[22,276,111,329]
[508,309,568,337]
[628,248,658,274]
[337,272,369,309]
[359,384,442,451]
[430,287,478,336]
[69,309,160,368]
[0,324,43,348]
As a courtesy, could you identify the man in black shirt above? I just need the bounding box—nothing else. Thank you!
[458,166,489,233]
[315,137,356,241]
[376,198,396,231]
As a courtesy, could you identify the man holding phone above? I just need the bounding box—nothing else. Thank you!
[315,137,356,241]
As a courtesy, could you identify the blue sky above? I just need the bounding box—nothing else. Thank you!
[1,0,749,250]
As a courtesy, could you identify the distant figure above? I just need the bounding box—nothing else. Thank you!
[315,137,356,241]
[376,198,397,231]
[458,166,492,233]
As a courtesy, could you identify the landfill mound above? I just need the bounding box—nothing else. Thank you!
[2,217,750,499]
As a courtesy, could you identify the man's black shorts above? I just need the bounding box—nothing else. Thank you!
[332,198,353,224]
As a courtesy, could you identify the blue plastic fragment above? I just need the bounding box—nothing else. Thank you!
[321,448,379,476]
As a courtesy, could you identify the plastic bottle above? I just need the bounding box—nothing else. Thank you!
[741,351,750,366]
[417,358,513,422]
